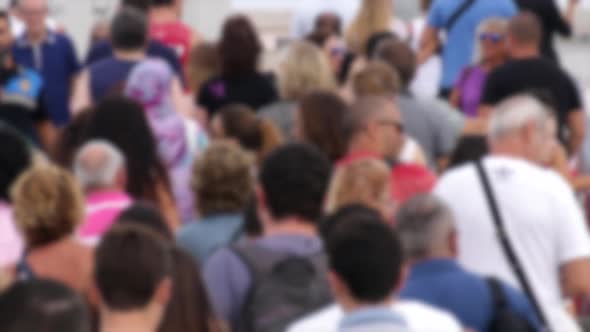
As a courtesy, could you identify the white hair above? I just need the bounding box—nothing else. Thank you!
[489,94,551,141]
[74,140,126,191]
[472,17,509,63]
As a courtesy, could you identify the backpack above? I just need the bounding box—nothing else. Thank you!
[232,242,333,332]
[487,278,537,332]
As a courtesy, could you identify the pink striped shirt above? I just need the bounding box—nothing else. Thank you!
[0,203,23,268]
[78,191,133,245]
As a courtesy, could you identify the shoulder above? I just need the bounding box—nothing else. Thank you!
[204,245,248,277]
[287,304,342,332]
[395,300,463,332]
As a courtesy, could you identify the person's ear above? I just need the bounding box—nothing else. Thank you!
[327,270,347,297]
[154,277,172,307]
[89,282,103,308]
[395,263,409,293]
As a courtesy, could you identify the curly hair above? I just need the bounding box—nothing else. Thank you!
[11,164,85,248]
[192,141,255,217]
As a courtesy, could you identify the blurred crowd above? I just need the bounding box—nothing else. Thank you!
[0,0,589,331]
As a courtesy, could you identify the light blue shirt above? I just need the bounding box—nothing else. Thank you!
[339,307,408,332]
[428,0,517,89]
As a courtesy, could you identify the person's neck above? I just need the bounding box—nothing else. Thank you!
[150,6,179,23]
[265,216,317,237]
[491,142,530,162]
[26,29,47,45]
[342,297,395,314]
[347,139,381,157]
[113,49,146,61]
[407,253,455,266]
[482,56,506,72]
[510,46,539,60]
[101,309,160,332]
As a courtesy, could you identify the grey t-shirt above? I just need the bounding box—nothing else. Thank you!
[258,101,298,141]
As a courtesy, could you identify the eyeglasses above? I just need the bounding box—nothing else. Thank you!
[377,119,404,133]
[479,33,504,43]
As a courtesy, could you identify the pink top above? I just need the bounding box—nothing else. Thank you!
[78,191,133,245]
[0,203,23,268]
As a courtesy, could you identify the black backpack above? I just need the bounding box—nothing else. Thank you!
[232,242,332,332]
[487,277,537,332]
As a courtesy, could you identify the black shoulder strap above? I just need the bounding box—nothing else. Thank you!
[445,0,477,32]
[475,161,550,331]
[487,277,508,311]
[230,242,288,282]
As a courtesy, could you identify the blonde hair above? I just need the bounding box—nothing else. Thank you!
[325,159,391,214]
[11,164,85,248]
[278,41,336,101]
[345,0,393,55]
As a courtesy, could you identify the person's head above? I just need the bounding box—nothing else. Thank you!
[345,0,393,55]
[211,104,283,164]
[94,225,172,324]
[312,12,342,38]
[344,96,404,159]
[352,61,401,98]
[84,96,171,205]
[396,194,457,262]
[52,109,94,169]
[121,0,150,13]
[375,40,416,89]
[17,0,48,37]
[506,12,542,55]
[158,248,220,332]
[117,202,173,242]
[110,7,148,52]
[0,11,13,50]
[187,42,220,93]
[325,159,394,222]
[449,135,489,168]
[151,0,179,9]
[73,140,127,194]
[476,18,509,64]
[365,31,397,59]
[258,144,332,228]
[11,164,84,249]
[489,94,556,165]
[192,141,255,217]
[0,279,90,332]
[0,127,31,202]
[219,15,262,77]
[324,205,403,310]
[295,91,349,162]
[278,40,336,101]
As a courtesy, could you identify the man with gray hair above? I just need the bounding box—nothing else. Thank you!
[74,140,132,246]
[396,194,540,331]
[435,94,590,332]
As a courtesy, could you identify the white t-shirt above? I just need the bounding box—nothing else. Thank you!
[287,300,463,332]
[290,0,360,39]
[435,156,590,332]
[10,15,58,38]
[407,17,441,100]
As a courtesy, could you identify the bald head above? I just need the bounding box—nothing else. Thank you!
[508,12,542,47]
[74,140,126,192]
[17,0,48,37]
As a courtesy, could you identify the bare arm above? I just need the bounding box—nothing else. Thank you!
[35,121,56,151]
[70,70,91,114]
[563,0,580,27]
[567,110,586,156]
[449,87,462,110]
[562,258,590,297]
[417,26,440,65]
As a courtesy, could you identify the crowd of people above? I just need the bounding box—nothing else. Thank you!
[0,0,589,331]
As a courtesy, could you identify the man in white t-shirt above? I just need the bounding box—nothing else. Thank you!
[290,0,360,40]
[435,95,590,332]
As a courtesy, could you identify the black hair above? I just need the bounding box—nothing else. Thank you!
[117,202,174,242]
[366,31,397,59]
[260,143,332,223]
[324,205,403,303]
[449,135,489,169]
[111,7,148,51]
[244,196,263,238]
[219,15,262,77]
[0,126,31,202]
[52,109,94,169]
[151,0,174,6]
[83,97,172,208]
[121,0,150,12]
[95,225,172,311]
[0,279,90,332]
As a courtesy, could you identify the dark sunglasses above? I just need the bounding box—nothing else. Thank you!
[479,33,504,43]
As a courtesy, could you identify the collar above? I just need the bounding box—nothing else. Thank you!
[340,306,406,330]
[16,30,57,48]
[407,258,461,280]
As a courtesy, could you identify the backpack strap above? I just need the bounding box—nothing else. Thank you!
[230,242,295,283]
[487,277,509,313]
[445,0,477,32]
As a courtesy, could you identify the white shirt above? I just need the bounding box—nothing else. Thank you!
[407,17,441,100]
[435,156,590,332]
[287,300,463,332]
[290,0,360,39]
[10,15,58,38]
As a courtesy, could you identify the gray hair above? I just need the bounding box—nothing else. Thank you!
[488,94,552,141]
[395,194,455,260]
[73,140,126,191]
[473,17,509,63]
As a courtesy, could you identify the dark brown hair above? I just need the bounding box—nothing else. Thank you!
[219,15,262,77]
[375,40,417,88]
[299,92,349,162]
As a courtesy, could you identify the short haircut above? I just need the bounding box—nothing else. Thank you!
[192,141,255,216]
[73,140,126,191]
[508,12,542,46]
[0,10,9,22]
[489,94,551,141]
[116,202,173,241]
[151,0,174,6]
[95,225,172,311]
[324,205,403,303]
[352,61,401,97]
[395,194,455,260]
[0,279,90,332]
[366,31,397,59]
[375,40,417,88]
[121,0,150,12]
[343,96,394,146]
[110,7,148,51]
[11,164,84,248]
[449,135,489,169]
[219,15,262,76]
[260,144,332,223]
[0,127,31,202]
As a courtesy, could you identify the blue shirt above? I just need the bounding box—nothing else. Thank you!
[399,259,541,332]
[89,57,138,103]
[339,307,407,332]
[12,31,80,126]
[428,0,517,89]
[176,213,243,265]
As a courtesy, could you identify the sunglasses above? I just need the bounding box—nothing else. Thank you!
[377,119,404,133]
[479,33,504,43]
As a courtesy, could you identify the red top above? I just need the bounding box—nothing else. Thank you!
[149,21,193,67]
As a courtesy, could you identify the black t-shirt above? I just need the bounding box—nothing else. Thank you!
[197,73,279,114]
[515,0,572,62]
[0,94,48,145]
[481,57,582,142]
